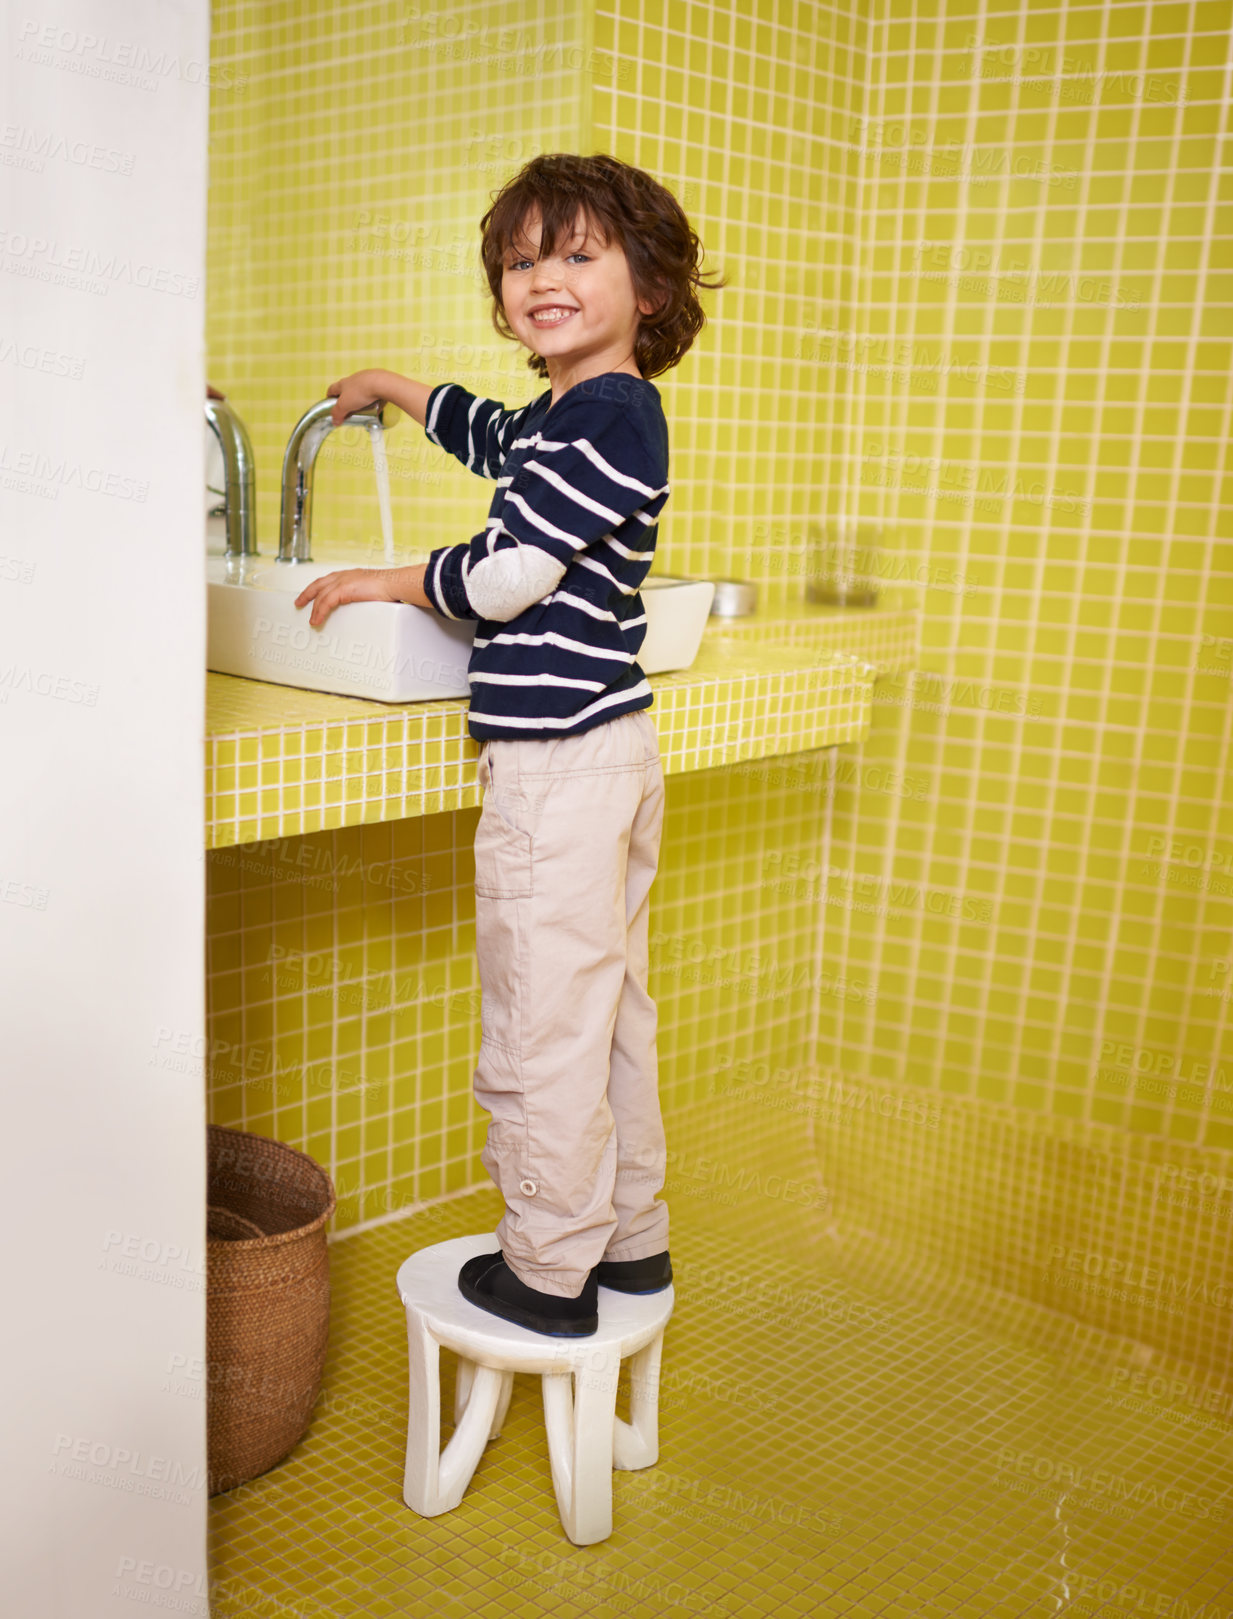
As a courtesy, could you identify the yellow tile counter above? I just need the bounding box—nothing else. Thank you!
[703,587,921,677]
[205,627,896,849]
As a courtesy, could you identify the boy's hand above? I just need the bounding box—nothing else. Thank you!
[325,368,433,428]
[294,563,431,627]
[325,369,386,427]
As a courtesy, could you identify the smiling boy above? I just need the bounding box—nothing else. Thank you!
[296,153,722,1335]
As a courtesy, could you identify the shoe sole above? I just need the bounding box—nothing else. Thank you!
[596,1277,673,1295]
[458,1272,598,1337]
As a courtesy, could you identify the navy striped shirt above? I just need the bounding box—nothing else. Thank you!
[421,372,670,741]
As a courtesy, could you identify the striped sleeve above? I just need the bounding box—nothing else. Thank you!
[422,395,669,624]
[422,381,534,479]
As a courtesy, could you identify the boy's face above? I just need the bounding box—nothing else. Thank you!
[500,207,655,381]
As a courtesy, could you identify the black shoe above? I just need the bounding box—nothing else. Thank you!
[593,1250,673,1294]
[458,1251,598,1337]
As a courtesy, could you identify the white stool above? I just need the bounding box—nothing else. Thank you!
[396,1232,674,1545]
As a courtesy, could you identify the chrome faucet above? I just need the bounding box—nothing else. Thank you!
[278,397,399,564]
[204,395,258,558]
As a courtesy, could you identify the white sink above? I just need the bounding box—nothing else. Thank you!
[206,556,716,703]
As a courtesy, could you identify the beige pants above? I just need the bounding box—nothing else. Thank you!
[472,708,669,1298]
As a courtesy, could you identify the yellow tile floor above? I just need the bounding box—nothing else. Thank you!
[209,1092,1233,1618]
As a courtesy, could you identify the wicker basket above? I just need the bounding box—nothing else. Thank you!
[206,1124,337,1495]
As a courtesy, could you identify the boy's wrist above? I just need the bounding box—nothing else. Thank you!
[365,369,432,428]
[391,562,431,609]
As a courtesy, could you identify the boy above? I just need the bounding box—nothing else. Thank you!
[295,153,721,1336]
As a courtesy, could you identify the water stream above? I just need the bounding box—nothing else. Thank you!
[367,420,395,566]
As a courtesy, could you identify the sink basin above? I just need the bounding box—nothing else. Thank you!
[206,556,716,702]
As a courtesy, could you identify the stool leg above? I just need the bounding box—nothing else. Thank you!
[613,1329,664,1471]
[402,1309,445,1514]
[542,1350,619,1546]
[492,1368,515,1437]
[456,1357,515,1440]
[403,1312,505,1516]
[454,1355,474,1426]
[438,1365,505,1504]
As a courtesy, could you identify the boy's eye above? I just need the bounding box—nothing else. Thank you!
[505,249,592,271]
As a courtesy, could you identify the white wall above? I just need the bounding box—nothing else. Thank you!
[0,2,210,1612]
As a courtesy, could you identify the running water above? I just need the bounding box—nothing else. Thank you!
[367,419,395,566]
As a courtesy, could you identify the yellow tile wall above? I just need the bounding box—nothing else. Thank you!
[208,0,591,569]
[592,0,869,596]
[206,756,832,1228]
[811,0,1233,1151]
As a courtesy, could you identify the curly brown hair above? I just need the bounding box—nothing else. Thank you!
[479,152,725,380]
